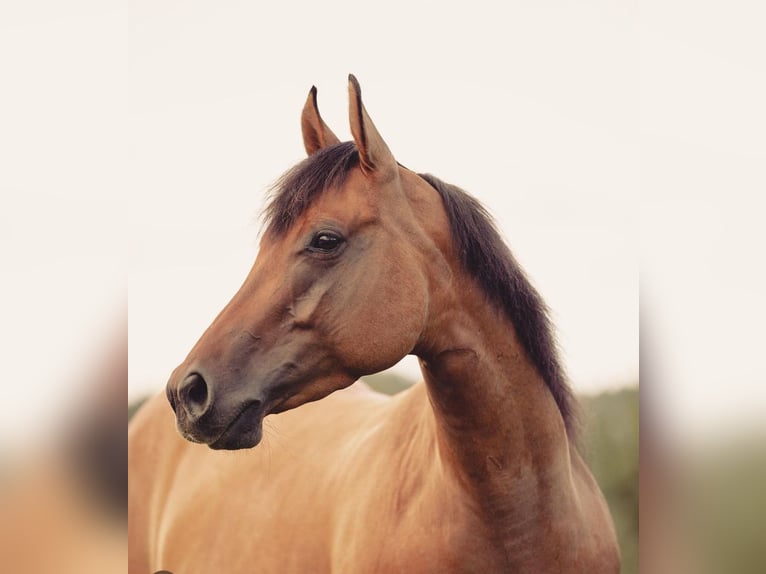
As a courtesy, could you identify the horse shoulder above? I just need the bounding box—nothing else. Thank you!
[128,393,188,573]
[136,382,395,573]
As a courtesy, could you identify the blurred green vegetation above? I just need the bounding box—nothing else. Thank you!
[128,400,144,422]
[361,371,414,395]
[581,386,639,574]
[129,376,640,572]
[685,437,766,574]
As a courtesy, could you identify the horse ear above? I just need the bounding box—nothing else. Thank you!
[348,74,396,177]
[301,86,340,155]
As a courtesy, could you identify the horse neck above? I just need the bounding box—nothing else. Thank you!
[414,271,576,535]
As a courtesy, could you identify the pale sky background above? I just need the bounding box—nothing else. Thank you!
[126,0,639,403]
[2,1,763,449]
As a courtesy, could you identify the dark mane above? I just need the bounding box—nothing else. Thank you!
[264,142,578,437]
[418,173,578,437]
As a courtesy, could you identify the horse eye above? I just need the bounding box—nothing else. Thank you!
[309,232,344,253]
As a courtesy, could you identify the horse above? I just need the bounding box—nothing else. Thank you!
[128,75,620,573]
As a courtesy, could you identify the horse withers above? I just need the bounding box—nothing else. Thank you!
[128,76,620,573]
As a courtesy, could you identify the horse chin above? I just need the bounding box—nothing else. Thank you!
[206,401,265,451]
[208,425,263,450]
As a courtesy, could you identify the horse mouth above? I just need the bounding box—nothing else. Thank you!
[208,400,264,450]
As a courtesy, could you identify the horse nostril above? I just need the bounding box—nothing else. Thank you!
[178,372,211,419]
[188,375,207,405]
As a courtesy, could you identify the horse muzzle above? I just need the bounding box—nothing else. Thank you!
[166,370,266,450]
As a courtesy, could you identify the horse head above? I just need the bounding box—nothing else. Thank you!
[166,76,450,449]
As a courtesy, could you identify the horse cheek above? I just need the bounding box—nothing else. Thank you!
[335,266,428,375]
